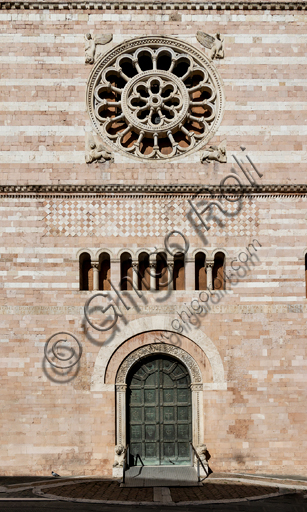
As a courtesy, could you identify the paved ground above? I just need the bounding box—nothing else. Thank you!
[35,479,277,501]
[0,494,306,512]
[0,474,307,511]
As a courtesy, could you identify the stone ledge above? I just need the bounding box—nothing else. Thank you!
[0,1,306,11]
[0,183,307,196]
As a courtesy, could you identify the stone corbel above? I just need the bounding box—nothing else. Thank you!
[85,131,113,164]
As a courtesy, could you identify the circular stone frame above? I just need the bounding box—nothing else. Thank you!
[121,69,190,135]
[86,36,225,161]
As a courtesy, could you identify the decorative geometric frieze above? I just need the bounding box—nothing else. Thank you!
[87,36,225,161]
[43,196,258,238]
[1,2,305,11]
[1,184,307,195]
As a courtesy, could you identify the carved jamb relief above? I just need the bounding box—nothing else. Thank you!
[86,36,225,162]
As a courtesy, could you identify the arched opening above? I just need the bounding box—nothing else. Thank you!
[127,354,192,466]
[173,253,185,290]
[99,252,111,291]
[121,252,133,291]
[79,252,92,291]
[138,252,150,291]
[213,252,225,290]
[156,252,168,291]
[195,252,207,290]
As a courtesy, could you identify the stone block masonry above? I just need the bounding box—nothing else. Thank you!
[0,3,306,478]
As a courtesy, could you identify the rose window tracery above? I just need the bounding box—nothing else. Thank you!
[87,37,224,160]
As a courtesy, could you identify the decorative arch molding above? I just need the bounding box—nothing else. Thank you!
[116,248,135,259]
[116,343,202,386]
[211,248,229,259]
[192,248,208,258]
[135,247,151,258]
[91,315,226,392]
[95,248,115,260]
[76,248,95,260]
[115,343,204,448]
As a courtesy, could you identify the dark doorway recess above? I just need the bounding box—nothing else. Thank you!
[127,355,192,466]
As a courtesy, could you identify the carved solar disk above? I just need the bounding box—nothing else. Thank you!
[87,36,225,160]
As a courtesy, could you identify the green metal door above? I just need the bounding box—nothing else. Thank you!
[127,355,192,466]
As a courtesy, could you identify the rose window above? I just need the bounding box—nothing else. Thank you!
[87,36,224,160]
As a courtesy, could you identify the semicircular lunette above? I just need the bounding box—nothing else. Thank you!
[87,37,225,161]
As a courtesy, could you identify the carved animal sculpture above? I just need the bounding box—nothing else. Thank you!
[196,31,224,60]
[201,144,227,164]
[85,33,113,64]
[85,132,113,164]
[196,443,211,464]
[113,444,126,467]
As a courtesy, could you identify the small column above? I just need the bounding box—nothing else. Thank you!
[168,262,174,291]
[206,260,214,290]
[149,262,156,291]
[91,261,99,291]
[185,257,195,291]
[132,261,139,290]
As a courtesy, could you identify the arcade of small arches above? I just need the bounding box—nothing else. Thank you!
[79,249,225,292]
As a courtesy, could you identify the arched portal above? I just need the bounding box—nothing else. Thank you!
[127,354,192,466]
[115,343,204,456]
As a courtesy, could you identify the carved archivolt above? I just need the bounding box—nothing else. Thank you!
[87,36,225,161]
[115,343,202,385]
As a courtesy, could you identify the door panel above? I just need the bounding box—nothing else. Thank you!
[127,355,192,466]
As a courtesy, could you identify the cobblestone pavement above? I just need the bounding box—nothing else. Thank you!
[1,474,307,510]
[41,480,153,501]
[169,482,277,502]
[36,480,278,502]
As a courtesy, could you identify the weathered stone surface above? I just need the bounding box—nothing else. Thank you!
[0,5,306,480]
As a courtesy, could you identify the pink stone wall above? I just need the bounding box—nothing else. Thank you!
[0,9,306,184]
[0,6,306,477]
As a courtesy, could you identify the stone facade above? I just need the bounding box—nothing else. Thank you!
[0,3,307,477]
